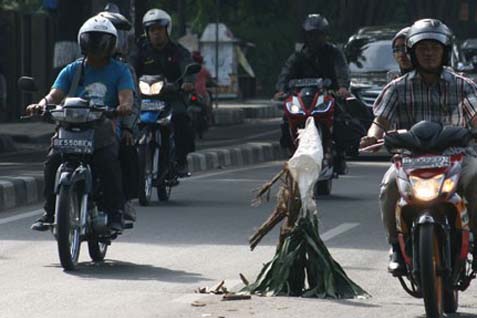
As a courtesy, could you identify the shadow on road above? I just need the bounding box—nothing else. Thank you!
[54,260,211,283]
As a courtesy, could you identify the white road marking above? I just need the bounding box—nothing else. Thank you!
[321,222,360,242]
[0,209,42,225]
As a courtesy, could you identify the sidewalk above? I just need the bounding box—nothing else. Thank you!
[0,99,286,211]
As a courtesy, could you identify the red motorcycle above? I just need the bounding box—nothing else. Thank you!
[280,78,336,195]
[382,121,476,317]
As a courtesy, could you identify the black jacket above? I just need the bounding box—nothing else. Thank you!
[275,43,349,91]
[132,39,195,113]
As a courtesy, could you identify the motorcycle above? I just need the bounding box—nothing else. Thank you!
[279,78,336,195]
[187,92,209,139]
[18,77,133,271]
[381,121,477,317]
[137,63,200,205]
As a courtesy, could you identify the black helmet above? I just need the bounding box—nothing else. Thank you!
[302,14,329,33]
[392,26,410,48]
[407,19,452,66]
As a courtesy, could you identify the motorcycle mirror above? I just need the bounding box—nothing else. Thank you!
[18,76,38,92]
[184,63,201,75]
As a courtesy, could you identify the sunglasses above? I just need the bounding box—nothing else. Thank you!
[393,46,406,54]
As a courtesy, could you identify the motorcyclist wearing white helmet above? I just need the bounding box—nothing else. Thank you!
[132,8,196,177]
[27,16,135,232]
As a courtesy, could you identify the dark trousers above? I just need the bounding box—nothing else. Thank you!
[172,113,195,166]
[43,143,125,216]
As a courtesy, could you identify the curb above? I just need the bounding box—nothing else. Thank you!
[0,141,287,212]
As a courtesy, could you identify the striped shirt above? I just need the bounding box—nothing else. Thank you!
[373,68,477,129]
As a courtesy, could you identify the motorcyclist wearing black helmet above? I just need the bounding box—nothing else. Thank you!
[360,19,477,274]
[132,8,196,177]
[274,13,351,174]
[27,16,135,232]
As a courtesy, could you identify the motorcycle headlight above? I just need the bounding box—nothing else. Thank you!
[286,101,302,114]
[150,82,164,95]
[139,81,151,95]
[410,174,444,201]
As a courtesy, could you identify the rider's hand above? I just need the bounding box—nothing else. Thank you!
[116,104,132,117]
[337,87,351,98]
[273,91,287,100]
[181,82,194,92]
[121,130,135,146]
[26,104,44,115]
[360,136,378,150]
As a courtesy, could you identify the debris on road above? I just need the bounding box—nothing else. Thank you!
[222,294,251,301]
[191,301,207,307]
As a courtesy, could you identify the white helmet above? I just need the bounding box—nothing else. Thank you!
[142,9,172,36]
[77,16,118,56]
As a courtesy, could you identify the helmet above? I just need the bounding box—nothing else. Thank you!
[192,51,203,64]
[392,26,410,48]
[78,16,117,56]
[302,14,329,33]
[406,19,452,66]
[142,9,172,36]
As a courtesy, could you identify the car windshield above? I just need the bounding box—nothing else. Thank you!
[347,39,399,73]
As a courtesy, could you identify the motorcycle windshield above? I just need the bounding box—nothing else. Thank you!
[299,87,319,110]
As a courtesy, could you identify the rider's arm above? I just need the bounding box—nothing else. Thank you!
[26,88,65,114]
[333,46,350,91]
[117,89,134,117]
[178,45,196,92]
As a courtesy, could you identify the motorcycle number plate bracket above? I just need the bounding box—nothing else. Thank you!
[141,100,166,111]
[402,155,450,169]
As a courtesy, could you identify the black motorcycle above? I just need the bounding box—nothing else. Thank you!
[137,63,201,205]
[19,77,133,271]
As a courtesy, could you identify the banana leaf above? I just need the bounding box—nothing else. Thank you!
[244,214,369,299]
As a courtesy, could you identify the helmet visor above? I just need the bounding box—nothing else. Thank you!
[80,32,116,56]
[144,19,169,29]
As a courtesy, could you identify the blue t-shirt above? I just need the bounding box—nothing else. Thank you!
[52,58,135,108]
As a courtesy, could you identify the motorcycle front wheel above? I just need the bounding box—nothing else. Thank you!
[138,143,153,206]
[419,223,444,318]
[56,185,81,271]
[87,237,108,262]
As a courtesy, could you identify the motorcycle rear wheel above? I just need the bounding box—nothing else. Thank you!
[56,185,81,271]
[138,143,153,206]
[88,237,108,262]
[314,179,332,196]
[419,224,444,318]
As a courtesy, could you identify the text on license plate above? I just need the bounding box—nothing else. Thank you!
[402,156,450,169]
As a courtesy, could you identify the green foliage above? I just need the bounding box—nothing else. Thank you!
[0,0,41,11]
[243,214,369,298]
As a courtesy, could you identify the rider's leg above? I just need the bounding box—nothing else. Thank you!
[92,142,125,231]
[379,165,404,273]
[172,113,194,176]
[459,155,477,269]
[31,150,62,231]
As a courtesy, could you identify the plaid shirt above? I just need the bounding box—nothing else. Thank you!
[373,68,477,129]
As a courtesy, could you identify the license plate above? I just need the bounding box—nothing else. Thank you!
[53,138,94,154]
[141,100,165,111]
[402,156,450,169]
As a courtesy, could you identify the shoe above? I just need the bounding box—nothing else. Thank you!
[176,163,190,178]
[472,245,477,271]
[123,201,136,222]
[31,212,54,231]
[388,243,406,275]
[109,212,124,232]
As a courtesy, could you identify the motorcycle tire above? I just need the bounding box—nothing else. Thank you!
[87,237,108,262]
[419,223,444,318]
[138,143,153,206]
[157,184,169,201]
[443,287,458,314]
[314,179,332,196]
[56,185,81,271]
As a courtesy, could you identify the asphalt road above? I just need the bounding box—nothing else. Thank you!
[2,160,477,318]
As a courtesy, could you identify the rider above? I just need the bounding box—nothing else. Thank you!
[132,8,196,177]
[191,50,214,125]
[359,19,477,274]
[274,13,351,174]
[388,26,413,80]
[28,16,135,232]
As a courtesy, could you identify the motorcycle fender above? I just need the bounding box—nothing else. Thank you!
[54,171,72,194]
[416,212,436,225]
[138,128,153,145]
